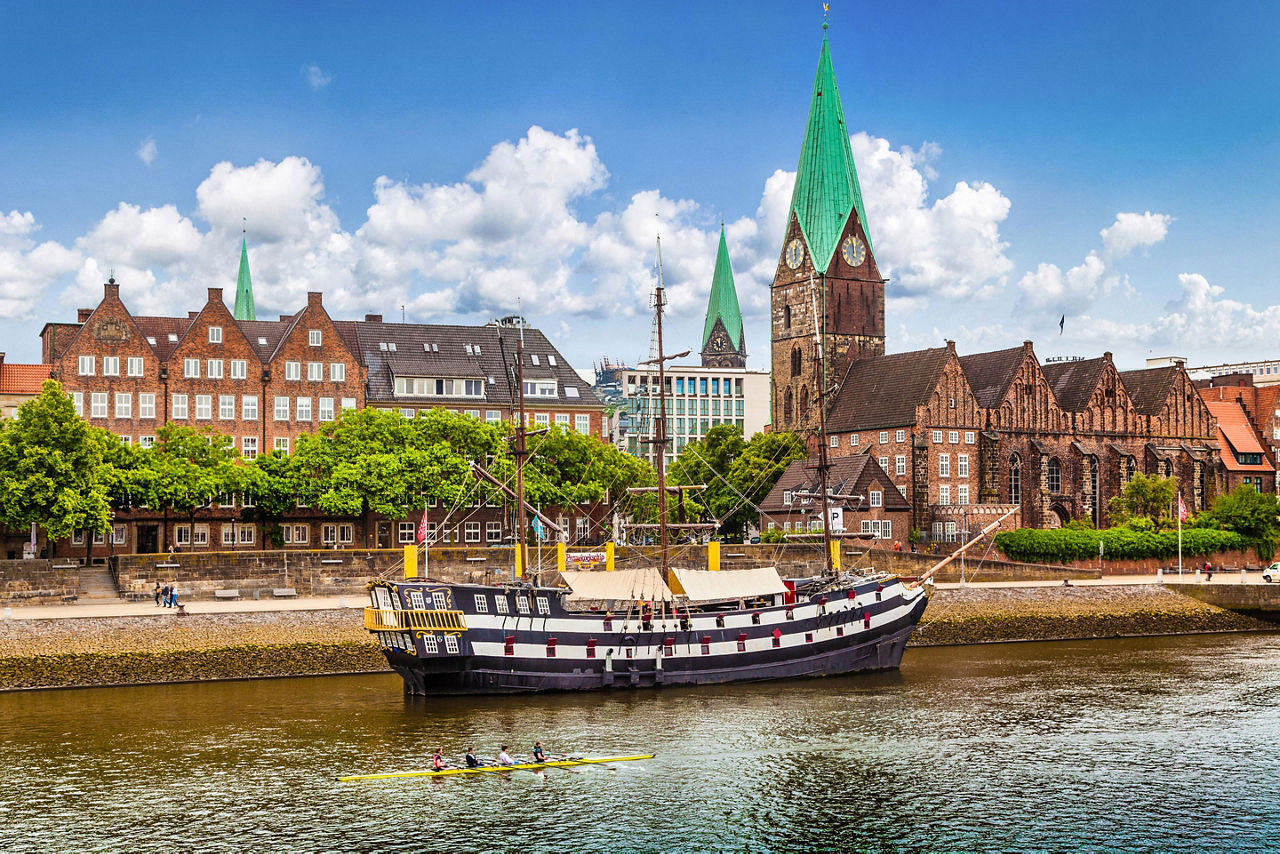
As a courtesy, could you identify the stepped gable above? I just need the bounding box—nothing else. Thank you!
[826,347,950,432]
[959,345,1027,409]
[1119,365,1180,416]
[1040,356,1108,411]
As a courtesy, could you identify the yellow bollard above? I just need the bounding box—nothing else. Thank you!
[830,539,841,571]
[708,540,721,571]
[605,541,615,571]
[557,542,566,576]
[403,544,419,579]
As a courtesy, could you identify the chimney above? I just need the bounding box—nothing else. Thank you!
[1104,351,1113,363]
[188,311,199,319]
[945,339,956,354]
[307,292,322,308]
[280,314,292,322]
[77,308,93,322]
[365,314,383,323]
[104,280,120,300]
[208,287,223,302]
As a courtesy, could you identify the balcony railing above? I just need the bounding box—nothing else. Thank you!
[364,608,468,632]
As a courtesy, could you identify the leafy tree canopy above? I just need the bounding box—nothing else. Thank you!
[1107,473,1178,527]
[669,426,806,536]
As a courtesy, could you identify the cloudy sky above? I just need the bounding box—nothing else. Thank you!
[3,1,1280,373]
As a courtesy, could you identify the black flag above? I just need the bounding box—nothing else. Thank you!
[1059,314,1065,335]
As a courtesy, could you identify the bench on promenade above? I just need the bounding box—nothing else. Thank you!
[214,589,241,600]
[272,588,298,599]
[61,594,79,603]
[123,591,149,602]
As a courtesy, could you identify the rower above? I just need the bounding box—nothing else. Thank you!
[432,748,446,771]
[497,745,515,766]
[465,746,481,768]
[532,741,547,763]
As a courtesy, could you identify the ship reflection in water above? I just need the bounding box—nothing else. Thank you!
[1,632,1278,852]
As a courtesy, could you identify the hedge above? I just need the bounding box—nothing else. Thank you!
[993,527,1248,564]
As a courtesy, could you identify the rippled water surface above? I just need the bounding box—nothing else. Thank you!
[3,633,1279,853]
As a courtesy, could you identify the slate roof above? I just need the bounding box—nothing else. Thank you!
[1119,366,1179,416]
[133,316,195,361]
[826,347,949,432]
[355,322,602,409]
[788,34,872,270]
[760,454,909,513]
[1040,356,1108,411]
[959,345,1026,409]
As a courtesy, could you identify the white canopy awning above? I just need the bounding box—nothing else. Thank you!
[669,567,789,603]
[559,567,675,603]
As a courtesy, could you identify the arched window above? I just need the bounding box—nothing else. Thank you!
[1047,458,1061,494]
[1010,454,1021,504]
[1126,457,1136,480]
[791,346,802,378]
[784,388,793,423]
[798,385,810,419]
[784,305,792,330]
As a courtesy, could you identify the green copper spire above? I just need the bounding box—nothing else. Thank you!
[702,225,744,352]
[233,237,256,321]
[787,33,872,272]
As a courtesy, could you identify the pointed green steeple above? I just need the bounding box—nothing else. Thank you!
[787,32,873,273]
[702,226,744,352]
[233,237,256,321]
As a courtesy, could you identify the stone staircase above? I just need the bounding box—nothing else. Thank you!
[78,563,121,599]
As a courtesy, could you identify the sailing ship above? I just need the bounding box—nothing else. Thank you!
[364,240,946,696]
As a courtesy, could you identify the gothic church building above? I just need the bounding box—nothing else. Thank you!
[771,31,1230,538]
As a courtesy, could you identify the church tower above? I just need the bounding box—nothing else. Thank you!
[701,225,747,368]
[771,27,885,433]
[233,236,257,321]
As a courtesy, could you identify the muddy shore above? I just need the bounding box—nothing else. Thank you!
[0,586,1274,690]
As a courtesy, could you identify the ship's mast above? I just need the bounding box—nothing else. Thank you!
[514,323,529,582]
[652,238,671,583]
[812,276,835,577]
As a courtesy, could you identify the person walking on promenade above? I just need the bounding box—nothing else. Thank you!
[154,582,162,606]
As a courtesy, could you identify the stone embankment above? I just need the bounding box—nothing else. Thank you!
[0,609,383,690]
[912,585,1275,646]
[1,586,1275,691]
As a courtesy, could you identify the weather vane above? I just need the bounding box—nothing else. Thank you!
[823,2,830,30]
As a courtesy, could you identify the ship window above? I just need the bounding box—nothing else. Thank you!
[602,616,613,631]
[517,595,531,614]
[444,635,460,654]
[701,636,711,655]
[772,629,782,648]
[504,635,515,656]
[432,591,448,611]
[836,626,845,637]
[625,646,634,659]
[586,638,598,658]
[715,615,726,628]
[373,587,393,610]
[737,633,747,652]
[536,596,550,615]
[785,607,795,620]
[473,594,488,613]
[663,638,675,656]
[423,635,439,654]
[408,590,426,610]
[546,638,557,657]
[751,612,761,625]
[805,633,814,643]
[495,596,510,615]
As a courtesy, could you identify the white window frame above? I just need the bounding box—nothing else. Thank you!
[307,362,323,381]
[78,355,95,376]
[172,394,188,419]
[274,396,289,421]
[207,359,223,380]
[338,524,353,544]
[231,360,247,380]
[127,356,144,377]
[495,596,510,615]
[958,485,970,505]
[195,394,212,420]
[895,455,906,476]
[114,393,131,419]
[398,522,415,544]
[219,395,235,420]
[296,397,312,421]
[274,437,290,453]
[932,430,942,444]
[949,430,960,444]
[209,326,222,344]
[102,356,119,376]
[318,397,335,421]
[308,329,321,347]
[241,437,257,460]
[464,522,481,543]
[939,485,951,505]
[487,521,502,542]
[879,431,889,444]
[139,393,155,419]
[90,392,108,419]
[240,525,256,545]
[965,431,976,444]
[870,490,883,508]
[242,395,258,420]
[575,414,590,433]
[939,454,950,478]
[175,524,191,545]
[896,429,906,442]
[330,363,346,382]
[184,358,200,379]
[285,361,301,381]
[958,454,970,477]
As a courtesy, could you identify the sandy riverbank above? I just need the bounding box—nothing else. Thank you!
[1,586,1275,690]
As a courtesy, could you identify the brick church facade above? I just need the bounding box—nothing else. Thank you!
[770,32,1240,539]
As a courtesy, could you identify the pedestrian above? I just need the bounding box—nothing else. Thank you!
[910,542,916,554]
[169,589,179,608]
[161,584,171,607]
[893,541,902,552]
[153,581,162,606]
[167,544,174,559]
[1205,563,1213,583]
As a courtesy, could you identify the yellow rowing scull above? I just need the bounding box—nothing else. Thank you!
[337,753,654,782]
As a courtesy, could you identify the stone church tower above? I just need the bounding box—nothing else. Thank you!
[701,225,747,368]
[771,29,885,433]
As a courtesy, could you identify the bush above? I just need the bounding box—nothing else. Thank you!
[994,527,1247,564]
[760,528,786,544]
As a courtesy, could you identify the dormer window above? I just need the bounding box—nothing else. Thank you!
[209,326,222,344]
[395,377,485,398]
[522,379,557,398]
[380,342,388,351]
[146,337,157,346]
[465,344,473,355]
[548,355,557,366]
[530,354,540,366]
[564,387,580,398]
[389,343,397,352]
[473,344,481,355]
[309,330,321,347]
[168,333,178,343]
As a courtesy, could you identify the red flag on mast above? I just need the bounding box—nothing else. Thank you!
[1177,493,1188,522]
[417,505,429,545]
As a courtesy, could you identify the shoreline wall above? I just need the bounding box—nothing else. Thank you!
[2,586,1274,691]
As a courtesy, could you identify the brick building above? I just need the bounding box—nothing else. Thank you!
[768,33,1226,539]
[37,268,607,559]
[758,455,910,544]
[0,353,48,420]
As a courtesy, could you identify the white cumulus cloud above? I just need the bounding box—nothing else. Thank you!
[0,211,81,319]
[137,137,157,166]
[1100,211,1172,258]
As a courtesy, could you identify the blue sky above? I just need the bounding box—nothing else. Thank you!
[3,1,1280,372]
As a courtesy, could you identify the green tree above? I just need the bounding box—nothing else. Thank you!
[0,380,118,556]
[1198,485,1280,559]
[135,422,246,550]
[1106,473,1178,527]
[669,426,807,538]
[241,450,297,549]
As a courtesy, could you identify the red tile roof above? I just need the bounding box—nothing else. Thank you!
[1203,399,1272,472]
[0,363,51,395]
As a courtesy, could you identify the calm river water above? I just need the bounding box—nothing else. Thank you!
[2,633,1278,853]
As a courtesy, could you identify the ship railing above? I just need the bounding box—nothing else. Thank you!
[364,608,468,632]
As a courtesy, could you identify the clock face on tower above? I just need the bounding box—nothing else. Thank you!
[711,336,728,352]
[841,236,867,267]
[785,239,804,270]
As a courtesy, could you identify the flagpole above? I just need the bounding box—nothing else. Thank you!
[1177,493,1183,578]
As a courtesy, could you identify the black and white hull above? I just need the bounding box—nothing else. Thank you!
[365,576,928,696]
